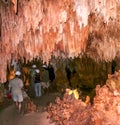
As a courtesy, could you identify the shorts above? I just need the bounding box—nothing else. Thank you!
[12,93,23,102]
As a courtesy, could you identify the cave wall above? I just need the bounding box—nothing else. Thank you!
[53,56,120,100]
[0,0,120,82]
[53,57,110,90]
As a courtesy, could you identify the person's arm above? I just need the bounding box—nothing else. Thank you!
[8,87,11,92]
[8,83,11,93]
[19,79,24,90]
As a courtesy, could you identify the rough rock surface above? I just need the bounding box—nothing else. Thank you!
[0,0,120,82]
[47,70,120,125]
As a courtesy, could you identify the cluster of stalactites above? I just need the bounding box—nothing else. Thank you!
[0,0,120,82]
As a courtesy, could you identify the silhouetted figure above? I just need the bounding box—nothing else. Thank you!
[48,64,55,83]
[65,66,72,87]
[111,60,116,74]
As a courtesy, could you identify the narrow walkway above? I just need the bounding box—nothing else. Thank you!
[0,93,60,125]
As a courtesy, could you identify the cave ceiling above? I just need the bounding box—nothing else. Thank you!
[0,0,120,82]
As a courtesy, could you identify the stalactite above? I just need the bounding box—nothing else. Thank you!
[11,0,18,15]
[0,0,120,82]
[0,13,2,40]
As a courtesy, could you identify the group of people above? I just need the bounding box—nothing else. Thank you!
[8,62,55,114]
[31,64,50,98]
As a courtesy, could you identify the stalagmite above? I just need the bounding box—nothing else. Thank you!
[0,0,120,82]
[11,0,18,14]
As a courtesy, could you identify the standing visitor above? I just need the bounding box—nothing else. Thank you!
[111,60,116,74]
[41,64,50,93]
[8,71,24,113]
[48,63,55,83]
[34,69,41,97]
[30,64,36,86]
[65,65,72,87]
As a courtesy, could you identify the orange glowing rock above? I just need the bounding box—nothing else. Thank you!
[11,0,18,14]
[85,95,90,105]
[25,79,30,86]
[8,69,15,81]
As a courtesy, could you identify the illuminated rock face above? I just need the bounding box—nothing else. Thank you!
[91,71,120,125]
[0,0,120,82]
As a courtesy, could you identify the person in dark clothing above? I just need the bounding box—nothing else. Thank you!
[65,66,72,87]
[111,60,116,74]
[34,69,41,97]
[48,64,55,83]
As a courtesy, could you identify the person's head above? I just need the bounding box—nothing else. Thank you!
[15,71,21,77]
[42,64,47,69]
[35,69,40,74]
[32,64,37,69]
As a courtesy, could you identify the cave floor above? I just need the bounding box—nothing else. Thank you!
[0,92,61,125]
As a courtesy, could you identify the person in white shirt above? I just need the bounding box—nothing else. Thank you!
[9,71,24,113]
